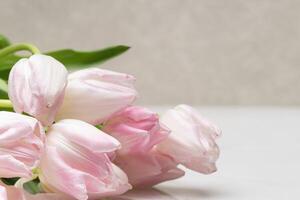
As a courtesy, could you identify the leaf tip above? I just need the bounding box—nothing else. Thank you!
[119,45,131,51]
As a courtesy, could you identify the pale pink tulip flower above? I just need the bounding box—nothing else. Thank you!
[103,106,183,187]
[0,181,71,200]
[8,55,68,126]
[103,106,169,154]
[114,148,184,187]
[56,68,138,125]
[39,119,131,200]
[156,105,221,174]
[0,111,44,178]
[0,181,26,200]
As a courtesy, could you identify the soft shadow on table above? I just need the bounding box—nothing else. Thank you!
[28,189,176,200]
[158,186,229,199]
[109,188,177,200]
[27,187,229,200]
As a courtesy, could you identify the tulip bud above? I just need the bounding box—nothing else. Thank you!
[0,112,45,178]
[103,106,169,154]
[156,105,221,174]
[56,68,138,125]
[114,149,184,187]
[8,54,68,126]
[39,119,131,200]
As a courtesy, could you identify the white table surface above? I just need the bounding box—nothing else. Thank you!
[138,107,300,200]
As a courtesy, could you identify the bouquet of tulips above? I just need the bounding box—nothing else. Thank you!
[0,35,221,200]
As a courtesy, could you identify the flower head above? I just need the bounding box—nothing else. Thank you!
[156,105,221,174]
[8,55,68,126]
[39,119,131,200]
[0,111,44,178]
[56,68,138,125]
[103,106,169,154]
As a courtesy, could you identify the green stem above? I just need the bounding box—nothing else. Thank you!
[0,99,13,108]
[0,43,40,57]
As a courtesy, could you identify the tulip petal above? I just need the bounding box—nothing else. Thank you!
[56,68,137,125]
[8,54,68,126]
[39,146,88,200]
[114,149,184,187]
[48,119,120,154]
[0,112,45,178]
[40,119,131,199]
[0,155,31,178]
[156,105,220,174]
[0,181,26,200]
[0,184,8,200]
[104,106,170,154]
[40,145,131,200]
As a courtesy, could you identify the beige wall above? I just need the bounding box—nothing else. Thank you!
[1,0,300,105]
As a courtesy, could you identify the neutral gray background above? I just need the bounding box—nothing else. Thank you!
[1,0,299,105]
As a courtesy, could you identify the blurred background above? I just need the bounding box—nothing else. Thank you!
[1,0,299,105]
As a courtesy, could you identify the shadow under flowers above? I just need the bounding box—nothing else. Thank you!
[157,185,230,199]
[25,187,228,199]
[25,189,175,200]
[109,188,177,200]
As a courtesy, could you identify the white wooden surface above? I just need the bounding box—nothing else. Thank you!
[145,107,300,200]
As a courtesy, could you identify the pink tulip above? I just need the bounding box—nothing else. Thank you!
[39,119,131,200]
[0,112,44,178]
[103,106,169,154]
[8,54,68,126]
[114,148,184,187]
[56,68,138,125]
[0,181,26,200]
[104,106,183,187]
[156,105,221,174]
[0,181,71,200]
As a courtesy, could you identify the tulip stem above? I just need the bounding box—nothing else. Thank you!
[0,43,41,57]
[0,99,13,108]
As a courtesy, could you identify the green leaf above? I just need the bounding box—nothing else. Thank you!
[0,34,11,49]
[0,45,130,81]
[0,54,21,80]
[2,178,41,195]
[0,69,10,81]
[0,54,22,73]
[0,78,8,99]
[95,124,104,130]
[0,78,8,93]
[23,178,41,194]
[1,177,19,185]
[46,45,130,68]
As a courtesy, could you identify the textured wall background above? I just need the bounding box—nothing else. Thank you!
[1,0,299,105]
